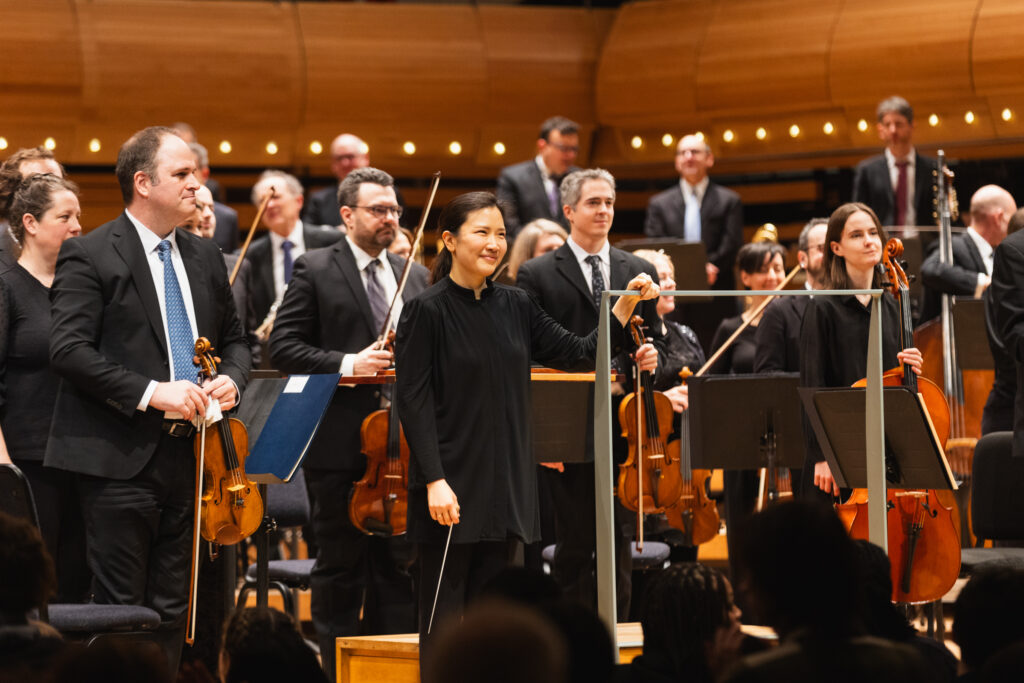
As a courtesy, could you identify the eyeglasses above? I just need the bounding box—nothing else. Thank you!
[355,205,403,219]
[550,142,579,155]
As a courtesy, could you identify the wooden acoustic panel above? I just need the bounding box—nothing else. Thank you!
[972,0,1024,96]
[696,0,839,115]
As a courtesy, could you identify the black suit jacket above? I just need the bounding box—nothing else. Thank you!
[753,294,809,374]
[516,242,665,461]
[852,152,939,228]
[213,202,239,253]
[919,232,987,322]
[642,181,743,292]
[988,229,1024,458]
[302,185,341,227]
[45,213,250,480]
[269,239,429,471]
[495,160,579,238]
[243,222,344,326]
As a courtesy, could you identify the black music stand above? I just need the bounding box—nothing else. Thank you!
[688,374,805,501]
[797,386,957,491]
[616,238,710,301]
[952,298,995,370]
[532,380,591,464]
[235,373,340,606]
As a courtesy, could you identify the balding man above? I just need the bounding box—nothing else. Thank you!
[303,134,371,227]
[644,134,743,352]
[920,184,1016,322]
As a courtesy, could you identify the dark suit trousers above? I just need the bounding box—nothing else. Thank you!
[306,468,416,683]
[76,432,195,676]
[544,463,632,617]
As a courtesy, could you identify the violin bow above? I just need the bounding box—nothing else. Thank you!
[695,263,802,377]
[377,172,442,345]
[229,186,276,287]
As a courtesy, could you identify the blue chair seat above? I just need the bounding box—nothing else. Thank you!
[960,547,1024,573]
[541,541,670,571]
[48,604,161,634]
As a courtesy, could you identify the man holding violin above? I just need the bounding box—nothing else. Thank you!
[269,167,428,682]
[45,127,250,675]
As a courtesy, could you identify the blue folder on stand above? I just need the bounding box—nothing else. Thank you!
[242,373,340,484]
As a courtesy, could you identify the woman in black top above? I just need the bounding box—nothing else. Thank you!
[0,171,85,600]
[799,203,923,500]
[395,192,658,644]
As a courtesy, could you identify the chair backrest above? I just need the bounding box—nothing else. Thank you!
[971,431,1024,540]
[0,463,41,528]
[264,467,310,529]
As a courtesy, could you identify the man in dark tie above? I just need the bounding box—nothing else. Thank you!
[517,168,662,617]
[644,134,743,352]
[45,127,250,674]
[852,96,939,236]
[243,170,343,352]
[496,116,581,239]
[270,167,427,681]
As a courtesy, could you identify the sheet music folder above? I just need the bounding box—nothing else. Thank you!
[798,386,957,490]
[242,373,341,484]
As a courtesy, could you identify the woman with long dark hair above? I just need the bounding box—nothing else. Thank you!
[395,191,658,647]
[799,202,923,499]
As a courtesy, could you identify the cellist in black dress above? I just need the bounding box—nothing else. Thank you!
[799,203,923,499]
[394,192,658,650]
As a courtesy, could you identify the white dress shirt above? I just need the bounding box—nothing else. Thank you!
[340,235,401,377]
[565,235,611,295]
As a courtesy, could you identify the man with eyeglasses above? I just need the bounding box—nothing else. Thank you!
[243,170,343,355]
[496,115,582,239]
[303,133,371,227]
[644,134,744,353]
[269,167,427,681]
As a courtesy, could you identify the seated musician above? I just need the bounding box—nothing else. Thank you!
[919,184,1015,322]
[268,167,427,682]
[799,203,923,500]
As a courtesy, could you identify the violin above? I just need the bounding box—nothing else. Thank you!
[348,173,441,537]
[662,366,720,546]
[838,239,961,604]
[617,316,685,550]
[185,338,263,644]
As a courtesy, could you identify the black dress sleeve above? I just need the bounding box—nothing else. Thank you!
[528,294,626,371]
[753,299,787,373]
[0,276,8,411]
[395,296,445,483]
[707,318,736,375]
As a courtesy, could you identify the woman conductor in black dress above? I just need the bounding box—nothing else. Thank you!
[395,192,658,644]
[0,171,86,600]
[799,203,923,499]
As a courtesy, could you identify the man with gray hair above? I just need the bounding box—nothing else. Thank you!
[242,169,342,348]
[517,167,662,617]
[920,184,1016,321]
[303,133,371,227]
[270,166,426,680]
[852,96,939,231]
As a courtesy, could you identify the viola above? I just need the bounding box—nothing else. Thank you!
[193,338,264,545]
[185,337,263,644]
[348,173,440,537]
[662,367,720,546]
[617,316,685,550]
[838,239,961,604]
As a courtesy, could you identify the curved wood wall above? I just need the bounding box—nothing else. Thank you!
[2,0,1024,180]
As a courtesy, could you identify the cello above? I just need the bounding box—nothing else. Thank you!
[617,316,685,550]
[838,238,962,604]
[348,173,441,536]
